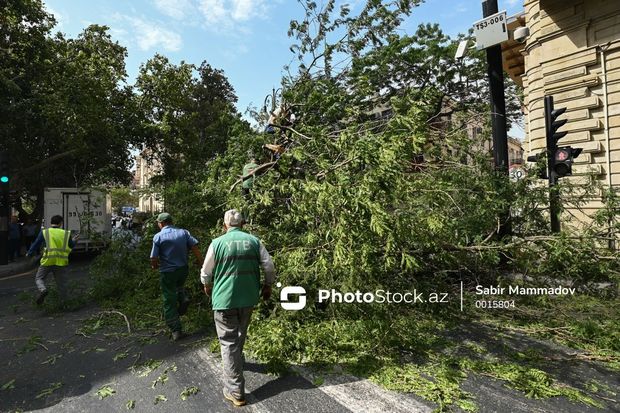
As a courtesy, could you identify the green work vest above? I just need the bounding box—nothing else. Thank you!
[40,227,72,267]
[242,162,258,189]
[211,228,262,310]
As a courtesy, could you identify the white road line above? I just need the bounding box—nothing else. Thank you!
[198,346,431,413]
[196,348,271,413]
[292,366,432,413]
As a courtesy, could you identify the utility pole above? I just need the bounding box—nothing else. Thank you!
[482,0,511,237]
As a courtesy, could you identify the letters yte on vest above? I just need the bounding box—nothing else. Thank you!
[210,228,262,310]
[40,228,72,267]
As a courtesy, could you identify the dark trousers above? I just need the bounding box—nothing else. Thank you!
[8,239,21,261]
[159,266,189,332]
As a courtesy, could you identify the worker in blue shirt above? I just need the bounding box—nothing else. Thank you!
[150,213,204,341]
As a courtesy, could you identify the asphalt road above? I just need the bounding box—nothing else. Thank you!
[0,259,618,413]
[0,259,434,413]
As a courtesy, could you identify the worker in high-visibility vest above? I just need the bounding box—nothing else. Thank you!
[26,215,78,305]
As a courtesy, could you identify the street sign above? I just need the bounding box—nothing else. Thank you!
[473,10,508,50]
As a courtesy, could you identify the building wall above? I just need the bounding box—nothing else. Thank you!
[134,153,164,214]
[523,0,620,219]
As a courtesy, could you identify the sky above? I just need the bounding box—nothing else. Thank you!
[43,0,525,134]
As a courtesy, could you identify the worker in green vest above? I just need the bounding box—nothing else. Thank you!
[26,215,78,305]
[241,157,259,197]
[201,209,275,407]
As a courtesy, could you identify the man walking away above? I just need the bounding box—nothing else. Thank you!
[150,213,203,341]
[8,216,22,262]
[26,215,77,305]
[201,209,275,407]
[23,219,39,254]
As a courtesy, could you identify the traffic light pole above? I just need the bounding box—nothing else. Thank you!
[482,0,511,238]
[544,96,561,232]
[0,151,8,265]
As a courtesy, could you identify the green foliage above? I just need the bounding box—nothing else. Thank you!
[180,386,200,400]
[135,55,251,180]
[74,1,620,411]
[2,1,140,219]
[94,384,115,400]
[131,359,163,378]
[16,335,43,356]
[1,379,16,391]
[36,382,62,399]
[153,394,167,404]
[110,187,138,214]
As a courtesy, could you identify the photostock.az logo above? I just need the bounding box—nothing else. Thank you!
[277,282,306,310]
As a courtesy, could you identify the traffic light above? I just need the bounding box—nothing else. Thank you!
[546,105,567,145]
[544,96,581,179]
[0,152,8,265]
[553,147,582,177]
[0,152,8,184]
[526,152,548,179]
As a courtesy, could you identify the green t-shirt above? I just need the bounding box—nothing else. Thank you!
[210,228,262,310]
[242,162,258,189]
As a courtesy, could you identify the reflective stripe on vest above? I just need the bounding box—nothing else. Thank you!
[40,228,71,267]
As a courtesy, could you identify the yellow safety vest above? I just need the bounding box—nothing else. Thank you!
[40,227,72,267]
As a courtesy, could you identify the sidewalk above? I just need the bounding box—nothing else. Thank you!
[0,256,37,278]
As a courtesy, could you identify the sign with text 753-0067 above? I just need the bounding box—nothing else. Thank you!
[473,10,508,50]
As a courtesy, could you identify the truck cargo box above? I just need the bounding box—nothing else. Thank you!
[43,188,111,251]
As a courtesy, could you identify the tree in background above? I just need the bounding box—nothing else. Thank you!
[109,187,139,215]
[135,55,251,182]
[1,0,140,220]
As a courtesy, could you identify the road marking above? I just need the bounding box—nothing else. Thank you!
[293,366,432,413]
[0,269,36,281]
[198,347,431,413]
[196,348,271,413]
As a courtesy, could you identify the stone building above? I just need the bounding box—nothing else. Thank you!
[133,151,164,213]
[503,0,620,220]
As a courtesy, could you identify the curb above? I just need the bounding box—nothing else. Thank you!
[0,258,38,278]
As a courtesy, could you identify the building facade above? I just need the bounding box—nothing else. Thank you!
[133,152,164,214]
[510,0,620,220]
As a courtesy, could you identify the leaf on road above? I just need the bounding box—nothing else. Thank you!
[126,400,136,410]
[95,384,116,400]
[154,394,167,404]
[41,354,62,365]
[36,382,62,399]
[114,351,129,361]
[151,372,168,388]
[180,386,200,400]
[1,379,16,390]
[131,358,163,377]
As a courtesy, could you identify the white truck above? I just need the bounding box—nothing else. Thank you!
[43,187,112,251]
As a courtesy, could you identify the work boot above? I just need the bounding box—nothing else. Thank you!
[223,388,246,407]
[36,290,48,305]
